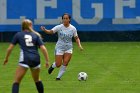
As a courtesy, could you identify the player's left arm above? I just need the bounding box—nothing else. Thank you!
[40,45,50,68]
[3,44,15,65]
[74,36,83,51]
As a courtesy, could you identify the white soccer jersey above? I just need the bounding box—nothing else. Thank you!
[52,24,78,50]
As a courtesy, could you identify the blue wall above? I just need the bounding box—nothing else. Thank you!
[0,0,140,32]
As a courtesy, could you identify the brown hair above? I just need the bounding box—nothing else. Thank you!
[22,19,41,37]
[62,13,71,23]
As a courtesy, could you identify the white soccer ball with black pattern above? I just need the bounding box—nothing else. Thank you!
[78,72,88,81]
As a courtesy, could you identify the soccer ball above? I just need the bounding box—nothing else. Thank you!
[78,72,88,81]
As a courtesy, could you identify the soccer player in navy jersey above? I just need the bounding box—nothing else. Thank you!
[41,13,83,80]
[3,19,49,93]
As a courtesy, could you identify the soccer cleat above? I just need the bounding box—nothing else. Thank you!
[56,78,61,81]
[48,66,54,74]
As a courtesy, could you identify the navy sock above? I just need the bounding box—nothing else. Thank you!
[12,83,19,93]
[35,81,44,93]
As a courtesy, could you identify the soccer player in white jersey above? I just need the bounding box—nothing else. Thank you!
[3,19,49,93]
[41,13,83,80]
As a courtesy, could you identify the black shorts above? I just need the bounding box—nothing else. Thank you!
[19,61,40,69]
[19,50,41,69]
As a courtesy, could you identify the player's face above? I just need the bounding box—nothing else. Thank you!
[62,15,70,26]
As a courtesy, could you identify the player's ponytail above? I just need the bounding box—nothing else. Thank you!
[22,19,42,38]
[29,26,42,38]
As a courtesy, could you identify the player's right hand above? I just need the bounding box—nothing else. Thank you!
[45,62,50,68]
[3,59,8,65]
[40,26,46,31]
[79,46,84,51]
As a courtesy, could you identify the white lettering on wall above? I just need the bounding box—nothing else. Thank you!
[0,0,140,25]
[0,0,25,25]
[113,0,140,24]
[72,0,103,24]
[35,0,61,25]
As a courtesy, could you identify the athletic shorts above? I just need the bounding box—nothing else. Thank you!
[19,50,41,69]
[19,61,40,69]
[55,48,73,55]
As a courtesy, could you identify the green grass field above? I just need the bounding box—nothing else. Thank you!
[0,42,140,93]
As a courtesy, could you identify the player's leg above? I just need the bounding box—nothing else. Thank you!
[30,67,44,93]
[48,49,64,74]
[12,66,28,93]
[56,53,72,80]
[48,55,63,74]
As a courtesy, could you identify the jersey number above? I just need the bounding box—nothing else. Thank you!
[24,35,34,46]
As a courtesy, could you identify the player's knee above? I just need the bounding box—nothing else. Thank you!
[55,63,61,68]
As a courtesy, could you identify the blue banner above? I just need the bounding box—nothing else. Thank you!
[0,0,140,32]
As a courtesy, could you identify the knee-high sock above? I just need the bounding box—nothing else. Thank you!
[57,65,66,78]
[12,82,19,93]
[35,81,44,93]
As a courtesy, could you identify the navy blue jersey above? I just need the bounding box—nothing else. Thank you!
[11,31,44,67]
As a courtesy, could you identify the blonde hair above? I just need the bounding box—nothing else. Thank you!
[22,19,41,37]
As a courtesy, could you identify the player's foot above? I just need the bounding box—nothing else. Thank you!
[56,78,61,81]
[48,66,54,74]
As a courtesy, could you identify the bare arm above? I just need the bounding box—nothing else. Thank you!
[3,44,15,65]
[40,45,50,68]
[40,26,54,34]
[74,36,83,51]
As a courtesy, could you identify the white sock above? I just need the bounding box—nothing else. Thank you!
[57,65,66,78]
[52,62,56,68]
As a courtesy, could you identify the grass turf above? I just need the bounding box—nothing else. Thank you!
[0,42,140,93]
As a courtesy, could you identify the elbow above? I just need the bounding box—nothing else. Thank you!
[76,38,80,43]
[40,45,47,51]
